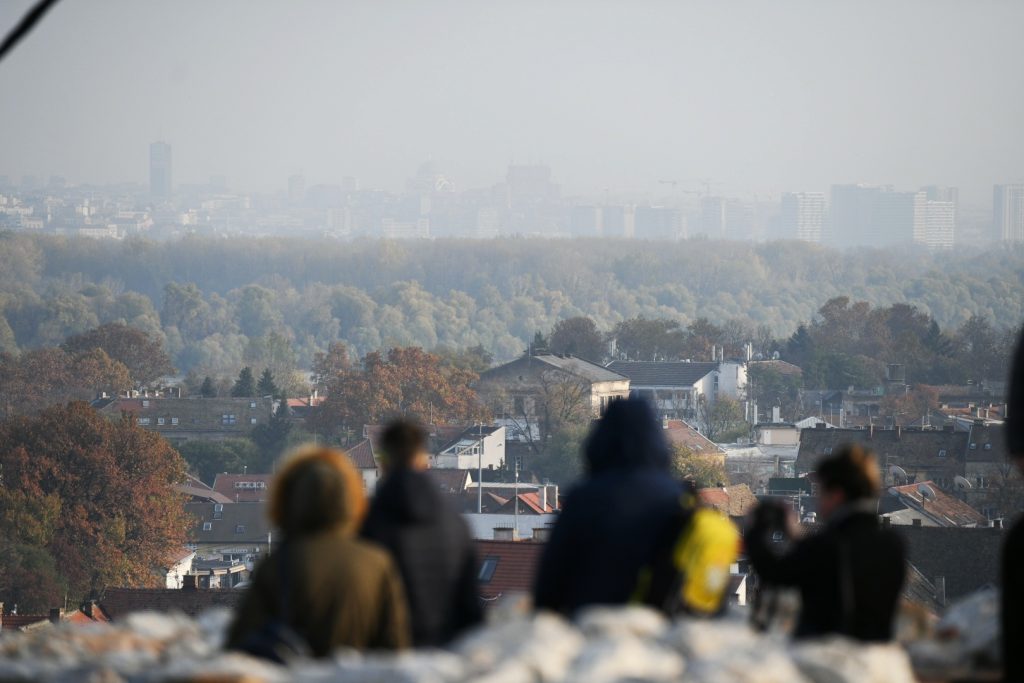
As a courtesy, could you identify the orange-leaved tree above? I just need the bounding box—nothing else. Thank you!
[0,402,189,610]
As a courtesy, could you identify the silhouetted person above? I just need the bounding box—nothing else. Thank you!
[361,420,483,646]
[745,444,905,641]
[1003,329,1024,682]
[228,446,410,659]
[533,397,686,615]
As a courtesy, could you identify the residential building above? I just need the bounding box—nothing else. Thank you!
[634,205,684,240]
[661,418,726,460]
[435,425,506,470]
[606,360,747,420]
[828,184,925,247]
[477,352,630,440]
[347,438,381,493]
[212,474,273,503]
[780,192,825,243]
[698,484,759,521]
[92,393,275,443]
[601,205,636,238]
[923,200,956,249]
[994,183,1024,242]
[880,481,986,528]
[186,501,273,561]
[475,539,546,603]
[163,549,196,589]
[149,141,172,199]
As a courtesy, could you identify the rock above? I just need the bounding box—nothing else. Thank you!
[454,613,584,682]
[575,606,669,640]
[790,637,916,683]
[565,635,684,683]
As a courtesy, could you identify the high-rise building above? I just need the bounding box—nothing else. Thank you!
[923,201,955,249]
[828,185,923,246]
[994,184,1024,242]
[288,174,305,204]
[635,206,684,240]
[602,205,636,238]
[149,142,172,198]
[780,192,825,242]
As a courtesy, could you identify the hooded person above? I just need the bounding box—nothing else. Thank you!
[227,445,410,658]
[745,444,905,641]
[361,420,483,647]
[533,397,688,615]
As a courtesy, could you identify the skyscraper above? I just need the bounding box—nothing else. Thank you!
[828,185,923,247]
[149,142,172,198]
[994,184,1024,242]
[780,192,825,242]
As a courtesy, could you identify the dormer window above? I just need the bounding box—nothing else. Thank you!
[938,449,947,457]
[202,522,212,531]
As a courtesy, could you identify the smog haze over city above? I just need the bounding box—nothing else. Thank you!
[1,0,1023,204]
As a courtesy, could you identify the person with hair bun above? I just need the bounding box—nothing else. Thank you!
[227,445,410,659]
[745,443,905,641]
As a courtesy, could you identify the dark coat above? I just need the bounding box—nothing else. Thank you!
[533,397,686,615]
[746,509,905,641]
[226,530,410,656]
[361,468,482,647]
[1004,330,1024,682]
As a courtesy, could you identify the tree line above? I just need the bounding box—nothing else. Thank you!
[1,233,1022,382]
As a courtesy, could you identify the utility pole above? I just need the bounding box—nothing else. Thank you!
[514,455,520,539]
[477,423,483,514]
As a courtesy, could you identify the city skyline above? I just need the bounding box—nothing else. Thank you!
[1,1,1023,206]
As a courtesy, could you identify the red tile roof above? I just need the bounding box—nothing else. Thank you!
[698,484,758,518]
[886,480,987,528]
[212,473,273,503]
[1,614,48,630]
[346,439,378,470]
[474,539,545,601]
[663,419,725,454]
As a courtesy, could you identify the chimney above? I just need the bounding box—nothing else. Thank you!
[182,574,198,591]
[935,576,946,607]
[493,527,515,541]
[881,516,891,528]
[48,607,64,624]
[540,486,547,512]
[546,484,559,510]
[869,424,874,439]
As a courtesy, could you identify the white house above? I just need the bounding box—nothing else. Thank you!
[435,425,506,470]
[606,360,748,419]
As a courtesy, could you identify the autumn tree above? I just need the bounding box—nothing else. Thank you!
[0,402,190,606]
[311,341,352,391]
[670,444,729,488]
[62,322,174,385]
[880,385,940,427]
[313,346,487,435]
[0,347,131,418]
[548,317,605,362]
[231,366,256,397]
[696,396,747,443]
[610,317,686,361]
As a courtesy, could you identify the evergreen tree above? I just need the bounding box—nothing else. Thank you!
[256,368,279,397]
[230,366,256,397]
[199,376,217,398]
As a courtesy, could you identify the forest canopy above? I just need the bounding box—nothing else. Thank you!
[1,233,1022,380]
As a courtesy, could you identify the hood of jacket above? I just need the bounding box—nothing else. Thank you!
[584,397,671,475]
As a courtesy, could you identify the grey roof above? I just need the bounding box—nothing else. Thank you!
[186,502,273,545]
[605,361,718,387]
[532,353,627,383]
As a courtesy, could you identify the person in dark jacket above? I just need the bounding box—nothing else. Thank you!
[533,397,687,616]
[361,420,483,647]
[745,443,905,641]
[1003,329,1024,682]
[227,446,410,657]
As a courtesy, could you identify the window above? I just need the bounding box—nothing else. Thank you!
[157,417,165,425]
[142,400,150,408]
[250,417,257,425]
[235,524,246,534]
[222,414,237,425]
[970,443,977,450]
[213,511,223,520]
[513,396,525,415]
[171,417,179,425]
[823,447,832,455]
[249,401,256,408]
[984,443,992,450]
[478,557,498,583]
[137,417,151,425]
[214,504,223,512]
[202,522,212,531]
[938,449,947,458]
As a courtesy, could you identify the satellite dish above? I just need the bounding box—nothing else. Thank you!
[954,475,973,490]
[889,465,908,481]
[886,487,899,497]
[917,483,937,501]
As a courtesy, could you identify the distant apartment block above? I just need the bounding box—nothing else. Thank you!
[923,200,956,249]
[994,184,1024,242]
[828,185,926,247]
[149,141,172,199]
[780,192,825,243]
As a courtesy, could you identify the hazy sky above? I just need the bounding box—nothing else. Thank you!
[1,0,1022,204]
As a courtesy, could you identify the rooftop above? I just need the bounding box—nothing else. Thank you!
[474,539,545,601]
[605,360,718,387]
[211,473,273,503]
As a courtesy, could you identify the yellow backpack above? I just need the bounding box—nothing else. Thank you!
[672,507,741,615]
